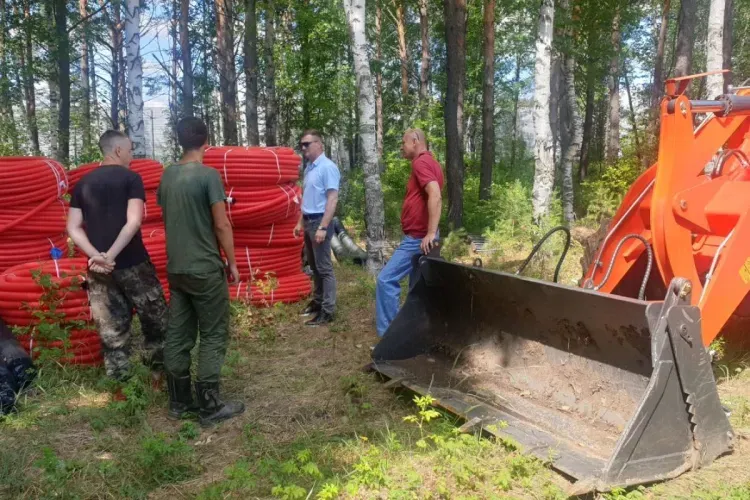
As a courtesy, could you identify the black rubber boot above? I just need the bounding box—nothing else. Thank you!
[166,373,199,420]
[195,382,245,427]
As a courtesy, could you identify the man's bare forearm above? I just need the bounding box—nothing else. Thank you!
[427,194,441,237]
[215,225,237,266]
[320,192,338,229]
[106,222,139,260]
[68,225,101,258]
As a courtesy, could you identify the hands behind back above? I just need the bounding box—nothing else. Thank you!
[88,253,115,274]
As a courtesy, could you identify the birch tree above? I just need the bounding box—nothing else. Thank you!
[531,0,555,221]
[124,0,146,157]
[343,0,386,274]
[606,9,620,163]
[560,0,580,224]
[706,0,726,98]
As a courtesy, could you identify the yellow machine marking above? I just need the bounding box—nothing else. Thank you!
[740,258,750,285]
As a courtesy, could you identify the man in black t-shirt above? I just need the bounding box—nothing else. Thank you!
[67,130,168,389]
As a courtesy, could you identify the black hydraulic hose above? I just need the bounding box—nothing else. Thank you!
[516,225,571,283]
[593,233,653,301]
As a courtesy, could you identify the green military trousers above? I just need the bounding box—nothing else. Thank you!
[164,268,230,383]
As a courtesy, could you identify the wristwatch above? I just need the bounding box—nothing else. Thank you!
[318,226,327,231]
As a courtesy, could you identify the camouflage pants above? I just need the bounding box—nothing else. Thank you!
[87,260,168,381]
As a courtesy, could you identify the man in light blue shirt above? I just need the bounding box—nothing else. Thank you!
[293,129,340,326]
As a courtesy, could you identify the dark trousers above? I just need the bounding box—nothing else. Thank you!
[303,216,336,315]
[164,267,230,384]
[88,260,167,381]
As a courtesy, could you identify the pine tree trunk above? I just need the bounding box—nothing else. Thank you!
[21,0,40,154]
[343,0,385,274]
[560,0,580,224]
[245,0,260,145]
[479,0,495,201]
[0,0,13,142]
[124,0,146,157]
[215,0,239,145]
[444,0,467,229]
[606,9,620,164]
[104,0,119,128]
[419,0,430,105]
[675,0,697,77]
[706,0,726,98]
[79,0,91,153]
[180,0,193,117]
[531,0,555,221]
[264,0,277,145]
[54,0,70,164]
[394,0,408,99]
[723,0,733,92]
[375,0,384,157]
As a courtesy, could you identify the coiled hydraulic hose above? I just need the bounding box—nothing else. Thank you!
[516,226,571,283]
[588,233,653,301]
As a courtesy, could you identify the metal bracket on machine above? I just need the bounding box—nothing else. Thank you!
[665,70,730,98]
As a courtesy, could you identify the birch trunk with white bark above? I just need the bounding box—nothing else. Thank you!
[343,0,386,274]
[706,0,726,98]
[124,0,146,157]
[531,0,555,222]
[560,0,580,224]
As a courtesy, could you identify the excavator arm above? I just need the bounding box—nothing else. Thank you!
[584,75,750,347]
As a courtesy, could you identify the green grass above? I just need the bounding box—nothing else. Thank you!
[2,259,750,499]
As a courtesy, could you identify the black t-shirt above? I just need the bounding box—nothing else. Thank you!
[70,165,149,270]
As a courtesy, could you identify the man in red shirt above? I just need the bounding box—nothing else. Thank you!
[375,128,444,337]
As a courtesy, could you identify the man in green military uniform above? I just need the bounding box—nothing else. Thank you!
[157,117,244,427]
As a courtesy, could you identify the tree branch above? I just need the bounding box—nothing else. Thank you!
[69,0,113,33]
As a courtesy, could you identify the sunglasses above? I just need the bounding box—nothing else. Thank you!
[299,140,318,149]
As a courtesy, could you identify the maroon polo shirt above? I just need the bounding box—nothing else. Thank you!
[401,151,444,238]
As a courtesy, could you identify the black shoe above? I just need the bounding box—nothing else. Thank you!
[300,302,321,317]
[166,373,199,420]
[305,311,334,327]
[195,382,245,428]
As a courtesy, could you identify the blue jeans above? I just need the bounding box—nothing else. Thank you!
[376,235,434,337]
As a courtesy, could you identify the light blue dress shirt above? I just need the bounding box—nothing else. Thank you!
[301,153,340,215]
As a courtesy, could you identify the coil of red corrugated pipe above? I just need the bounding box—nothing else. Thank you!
[203,146,311,306]
[0,259,102,365]
[141,229,170,302]
[0,157,70,273]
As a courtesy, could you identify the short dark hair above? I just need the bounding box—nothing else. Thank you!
[300,129,323,143]
[98,129,129,154]
[176,117,209,151]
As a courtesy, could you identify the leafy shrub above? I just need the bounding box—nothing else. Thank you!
[578,157,643,226]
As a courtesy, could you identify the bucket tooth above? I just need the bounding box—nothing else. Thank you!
[371,258,734,494]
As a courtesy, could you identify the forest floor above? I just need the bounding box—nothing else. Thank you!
[2,249,750,499]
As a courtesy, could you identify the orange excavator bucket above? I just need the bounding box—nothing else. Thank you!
[370,75,749,494]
